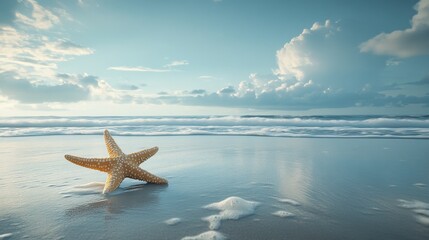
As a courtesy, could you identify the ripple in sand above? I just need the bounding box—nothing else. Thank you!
[203,196,259,230]
[181,231,226,240]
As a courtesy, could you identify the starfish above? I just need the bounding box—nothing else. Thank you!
[64,130,168,194]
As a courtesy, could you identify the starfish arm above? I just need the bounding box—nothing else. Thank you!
[103,173,124,194]
[128,147,159,165]
[64,154,114,172]
[104,130,124,157]
[125,165,168,184]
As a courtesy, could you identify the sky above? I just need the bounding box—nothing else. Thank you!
[0,0,428,116]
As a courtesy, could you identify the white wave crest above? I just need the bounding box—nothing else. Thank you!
[0,115,428,138]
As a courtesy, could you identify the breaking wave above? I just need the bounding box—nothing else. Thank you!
[0,115,428,138]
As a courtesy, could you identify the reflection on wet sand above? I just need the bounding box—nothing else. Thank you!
[66,184,168,216]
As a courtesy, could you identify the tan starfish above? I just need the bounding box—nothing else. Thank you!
[64,130,168,194]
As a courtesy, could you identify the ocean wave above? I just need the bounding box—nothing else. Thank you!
[0,115,428,138]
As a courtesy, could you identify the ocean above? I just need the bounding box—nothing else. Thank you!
[1,115,429,138]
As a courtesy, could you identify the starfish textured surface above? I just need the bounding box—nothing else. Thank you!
[65,130,168,193]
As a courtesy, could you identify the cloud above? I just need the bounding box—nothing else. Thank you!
[0,73,90,103]
[90,19,427,111]
[108,66,170,73]
[140,20,427,110]
[140,84,429,110]
[275,20,338,81]
[110,60,189,73]
[403,75,429,85]
[164,60,189,68]
[0,71,141,104]
[15,0,60,30]
[386,59,401,66]
[0,26,94,81]
[0,0,103,105]
[56,73,99,87]
[189,89,207,95]
[217,86,235,95]
[44,40,94,56]
[116,84,139,90]
[360,0,429,58]
[274,19,386,92]
[78,0,85,7]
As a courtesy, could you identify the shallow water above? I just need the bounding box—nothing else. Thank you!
[0,136,428,239]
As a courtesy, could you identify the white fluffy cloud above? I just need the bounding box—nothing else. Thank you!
[0,26,93,81]
[0,0,98,104]
[148,19,428,110]
[275,20,338,81]
[164,60,189,68]
[15,0,60,30]
[360,0,429,58]
[273,19,387,93]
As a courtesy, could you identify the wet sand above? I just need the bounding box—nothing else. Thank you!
[0,136,428,239]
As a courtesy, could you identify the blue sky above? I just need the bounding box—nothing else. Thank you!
[0,0,428,116]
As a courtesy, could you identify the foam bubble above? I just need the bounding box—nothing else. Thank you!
[164,218,181,226]
[203,196,259,230]
[414,183,427,187]
[272,210,295,218]
[397,199,429,209]
[272,197,300,206]
[202,215,222,230]
[0,233,13,239]
[181,231,226,240]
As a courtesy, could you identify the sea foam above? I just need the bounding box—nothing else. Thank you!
[181,231,226,240]
[272,210,295,218]
[416,215,429,226]
[1,115,428,138]
[203,196,259,230]
[164,218,181,226]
